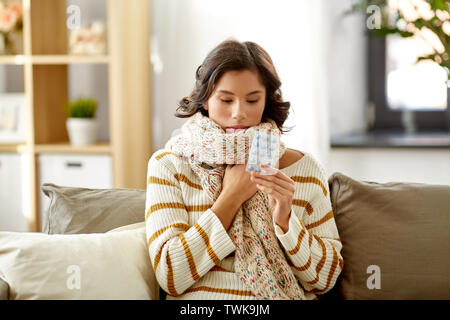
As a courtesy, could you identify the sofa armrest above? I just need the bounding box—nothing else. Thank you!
[0,278,9,300]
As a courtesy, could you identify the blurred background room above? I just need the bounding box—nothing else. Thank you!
[0,0,449,232]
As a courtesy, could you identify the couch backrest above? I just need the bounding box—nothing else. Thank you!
[327,172,450,300]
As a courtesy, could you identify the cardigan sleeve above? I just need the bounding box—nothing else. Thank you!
[144,150,236,297]
[274,155,343,294]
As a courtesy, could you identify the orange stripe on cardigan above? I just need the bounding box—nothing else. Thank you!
[166,250,179,296]
[184,286,254,297]
[291,176,327,197]
[152,238,170,273]
[174,173,203,190]
[306,235,327,286]
[287,227,306,256]
[146,203,212,221]
[155,151,180,160]
[194,223,220,265]
[292,199,314,215]
[288,219,313,272]
[309,245,340,294]
[147,222,190,248]
[290,254,312,272]
[149,226,188,272]
[185,204,212,212]
[145,202,186,220]
[210,265,234,273]
[179,233,201,281]
[153,247,163,273]
[147,176,176,187]
[305,210,334,230]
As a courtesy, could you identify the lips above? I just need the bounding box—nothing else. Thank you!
[226,126,249,133]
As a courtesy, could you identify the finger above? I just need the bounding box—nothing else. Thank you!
[259,164,293,183]
[252,174,295,193]
[255,182,285,200]
[253,176,293,196]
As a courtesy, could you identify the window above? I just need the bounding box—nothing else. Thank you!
[368,34,450,132]
[367,4,450,133]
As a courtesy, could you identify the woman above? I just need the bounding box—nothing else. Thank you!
[145,39,343,300]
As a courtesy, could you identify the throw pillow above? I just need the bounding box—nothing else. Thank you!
[329,172,450,299]
[41,183,146,234]
[0,227,158,300]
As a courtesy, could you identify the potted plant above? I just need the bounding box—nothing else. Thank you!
[347,0,449,81]
[65,98,98,146]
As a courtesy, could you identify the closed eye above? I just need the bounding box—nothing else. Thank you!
[220,99,259,104]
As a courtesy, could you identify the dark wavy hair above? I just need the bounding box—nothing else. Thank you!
[175,39,292,133]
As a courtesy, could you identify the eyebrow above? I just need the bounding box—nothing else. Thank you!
[218,90,263,96]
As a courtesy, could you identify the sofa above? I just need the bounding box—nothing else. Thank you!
[0,172,449,300]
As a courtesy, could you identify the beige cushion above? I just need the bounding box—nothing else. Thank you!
[108,222,146,233]
[41,183,145,234]
[329,172,450,300]
[0,226,158,300]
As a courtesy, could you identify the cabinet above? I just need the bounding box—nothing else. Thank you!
[0,153,28,232]
[38,154,113,227]
[0,0,152,232]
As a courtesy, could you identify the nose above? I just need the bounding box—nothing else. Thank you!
[231,101,246,120]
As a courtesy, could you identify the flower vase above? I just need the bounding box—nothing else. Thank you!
[66,118,98,146]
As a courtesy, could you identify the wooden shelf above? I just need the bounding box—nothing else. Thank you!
[34,142,112,154]
[31,55,110,64]
[0,0,152,233]
[0,55,27,65]
[0,55,110,65]
[0,143,29,153]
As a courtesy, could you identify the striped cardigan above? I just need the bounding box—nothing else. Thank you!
[145,149,343,300]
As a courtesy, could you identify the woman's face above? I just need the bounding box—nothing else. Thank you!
[204,69,266,132]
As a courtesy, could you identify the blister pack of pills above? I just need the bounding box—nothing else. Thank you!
[245,129,280,175]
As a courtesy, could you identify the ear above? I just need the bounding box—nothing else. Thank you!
[203,104,208,110]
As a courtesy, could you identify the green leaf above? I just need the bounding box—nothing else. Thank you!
[65,98,98,118]
[426,0,447,11]
[371,27,414,37]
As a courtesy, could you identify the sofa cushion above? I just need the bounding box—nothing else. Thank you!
[328,172,450,300]
[41,183,145,234]
[0,226,158,300]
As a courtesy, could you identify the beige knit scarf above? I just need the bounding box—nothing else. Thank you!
[165,112,304,299]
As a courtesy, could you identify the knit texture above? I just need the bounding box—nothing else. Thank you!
[165,113,302,299]
[145,132,343,299]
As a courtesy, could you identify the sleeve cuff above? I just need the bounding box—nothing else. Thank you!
[274,211,306,251]
[196,208,236,259]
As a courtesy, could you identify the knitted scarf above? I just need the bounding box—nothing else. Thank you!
[165,112,304,300]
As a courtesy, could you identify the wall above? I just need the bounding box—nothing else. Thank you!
[327,1,368,137]
[150,0,338,167]
[330,148,450,185]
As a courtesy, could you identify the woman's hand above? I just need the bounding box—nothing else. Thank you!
[212,164,259,230]
[250,164,295,233]
[222,164,259,204]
